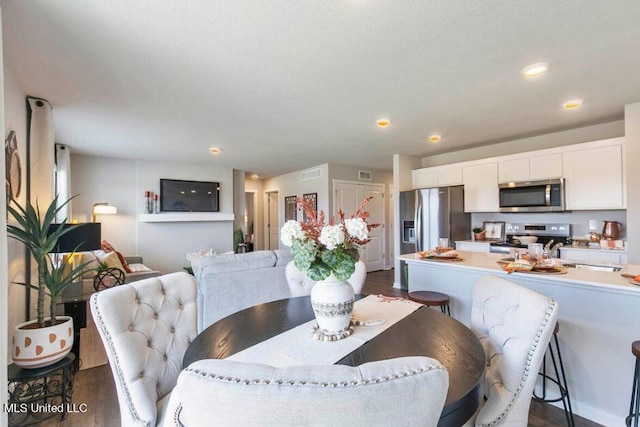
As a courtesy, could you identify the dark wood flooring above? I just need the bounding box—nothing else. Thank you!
[39,269,602,427]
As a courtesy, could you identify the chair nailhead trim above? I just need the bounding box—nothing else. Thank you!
[182,364,446,389]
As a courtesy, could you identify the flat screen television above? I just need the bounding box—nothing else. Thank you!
[160,179,220,212]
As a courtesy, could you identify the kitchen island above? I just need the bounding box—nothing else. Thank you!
[400,251,640,426]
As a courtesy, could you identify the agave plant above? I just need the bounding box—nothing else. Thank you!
[7,195,88,327]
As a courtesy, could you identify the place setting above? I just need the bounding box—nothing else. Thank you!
[621,273,640,286]
[500,244,567,275]
[418,238,465,262]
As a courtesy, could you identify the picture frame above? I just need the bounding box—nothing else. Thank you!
[482,221,505,241]
[302,193,317,222]
[285,196,297,221]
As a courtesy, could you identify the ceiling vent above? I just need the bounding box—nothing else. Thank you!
[359,171,372,181]
[301,168,322,181]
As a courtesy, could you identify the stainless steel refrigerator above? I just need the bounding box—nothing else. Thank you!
[398,186,471,288]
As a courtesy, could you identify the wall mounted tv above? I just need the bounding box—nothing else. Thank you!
[160,179,220,212]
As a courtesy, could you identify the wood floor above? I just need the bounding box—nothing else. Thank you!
[38,269,602,427]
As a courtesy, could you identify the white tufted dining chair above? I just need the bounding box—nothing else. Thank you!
[90,272,197,427]
[467,275,559,427]
[165,356,448,427]
[285,260,367,297]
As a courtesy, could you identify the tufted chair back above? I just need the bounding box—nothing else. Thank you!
[285,260,367,297]
[165,356,448,427]
[470,275,558,427]
[91,272,197,427]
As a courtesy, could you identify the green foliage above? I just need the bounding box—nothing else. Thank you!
[233,229,244,253]
[6,195,83,327]
[472,227,484,233]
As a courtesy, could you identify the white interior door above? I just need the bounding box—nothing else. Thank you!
[267,191,279,250]
[334,181,385,272]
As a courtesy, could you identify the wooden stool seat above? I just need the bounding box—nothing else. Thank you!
[632,341,640,359]
[408,291,451,315]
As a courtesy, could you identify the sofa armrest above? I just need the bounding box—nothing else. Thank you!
[125,256,143,264]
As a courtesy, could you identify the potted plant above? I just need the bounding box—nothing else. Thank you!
[280,196,379,340]
[473,227,487,241]
[7,196,88,368]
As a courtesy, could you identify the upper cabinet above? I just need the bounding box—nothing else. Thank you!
[463,162,499,212]
[412,165,463,189]
[562,141,625,210]
[498,153,563,183]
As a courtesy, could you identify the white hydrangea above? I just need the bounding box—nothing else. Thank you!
[345,217,369,241]
[280,220,303,247]
[319,224,345,250]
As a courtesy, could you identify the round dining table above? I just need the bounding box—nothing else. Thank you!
[183,296,486,427]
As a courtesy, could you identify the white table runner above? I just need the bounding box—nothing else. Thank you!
[226,295,422,367]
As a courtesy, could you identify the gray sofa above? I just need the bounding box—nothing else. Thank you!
[194,249,294,332]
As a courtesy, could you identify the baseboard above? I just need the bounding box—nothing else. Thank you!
[535,388,623,426]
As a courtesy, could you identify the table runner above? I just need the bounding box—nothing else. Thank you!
[226,295,422,367]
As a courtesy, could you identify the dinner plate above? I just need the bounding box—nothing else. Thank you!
[627,279,640,287]
[422,256,465,262]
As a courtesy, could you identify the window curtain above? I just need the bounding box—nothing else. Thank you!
[54,143,71,222]
[27,97,55,210]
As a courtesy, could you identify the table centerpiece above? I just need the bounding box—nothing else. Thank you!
[280,196,379,341]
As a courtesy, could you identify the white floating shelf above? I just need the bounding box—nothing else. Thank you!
[138,213,235,223]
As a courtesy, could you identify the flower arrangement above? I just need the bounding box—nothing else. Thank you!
[281,196,379,281]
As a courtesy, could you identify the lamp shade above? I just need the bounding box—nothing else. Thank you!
[48,223,102,253]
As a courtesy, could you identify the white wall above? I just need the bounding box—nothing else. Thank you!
[420,120,624,167]
[135,160,234,272]
[625,102,640,263]
[70,154,137,254]
[70,155,235,273]
[4,58,29,361]
[262,164,330,249]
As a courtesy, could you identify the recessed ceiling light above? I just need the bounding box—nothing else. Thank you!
[428,135,441,143]
[376,118,390,128]
[209,147,221,154]
[563,99,583,110]
[251,174,259,180]
[522,62,549,78]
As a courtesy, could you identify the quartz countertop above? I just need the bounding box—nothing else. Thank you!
[399,251,640,295]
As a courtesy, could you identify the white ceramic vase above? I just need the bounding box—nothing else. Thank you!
[12,316,74,368]
[310,273,355,334]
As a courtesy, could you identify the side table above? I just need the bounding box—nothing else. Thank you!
[7,354,76,426]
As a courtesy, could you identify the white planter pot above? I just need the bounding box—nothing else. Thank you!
[12,316,74,369]
[310,273,355,335]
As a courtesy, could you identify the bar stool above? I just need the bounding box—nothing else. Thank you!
[533,322,575,427]
[627,341,640,427]
[408,291,451,315]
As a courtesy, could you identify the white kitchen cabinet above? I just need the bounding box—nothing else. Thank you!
[455,241,491,253]
[562,144,624,210]
[463,162,499,212]
[412,165,463,189]
[560,247,627,264]
[530,153,563,180]
[498,153,562,183]
[498,158,530,183]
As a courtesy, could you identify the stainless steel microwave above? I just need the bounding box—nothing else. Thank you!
[499,178,565,212]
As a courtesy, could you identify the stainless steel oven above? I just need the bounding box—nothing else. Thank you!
[499,178,565,213]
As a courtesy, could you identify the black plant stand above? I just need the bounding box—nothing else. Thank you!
[7,353,76,426]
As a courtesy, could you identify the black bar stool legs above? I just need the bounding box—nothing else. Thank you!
[533,322,575,427]
[627,341,640,427]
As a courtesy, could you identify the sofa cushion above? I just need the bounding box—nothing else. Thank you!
[198,250,277,274]
[273,249,294,267]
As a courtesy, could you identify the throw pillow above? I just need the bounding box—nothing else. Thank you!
[101,251,125,271]
[101,240,132,273]
[128,263,153,273]
[81,250,107,279]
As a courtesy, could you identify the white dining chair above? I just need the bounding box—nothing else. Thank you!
[90,272,197,426]
[466,275,559,426]
[285,260,367,297]
[165,356,448,427]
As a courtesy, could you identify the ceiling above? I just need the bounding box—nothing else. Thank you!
[2,1,640,178]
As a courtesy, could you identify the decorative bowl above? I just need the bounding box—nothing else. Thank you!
[516,236,538,245]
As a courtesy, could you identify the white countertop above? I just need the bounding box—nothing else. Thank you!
[561,245,627,253]
[399,251,640,295]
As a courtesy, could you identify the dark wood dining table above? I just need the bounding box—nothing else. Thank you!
[183,296,486,427]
